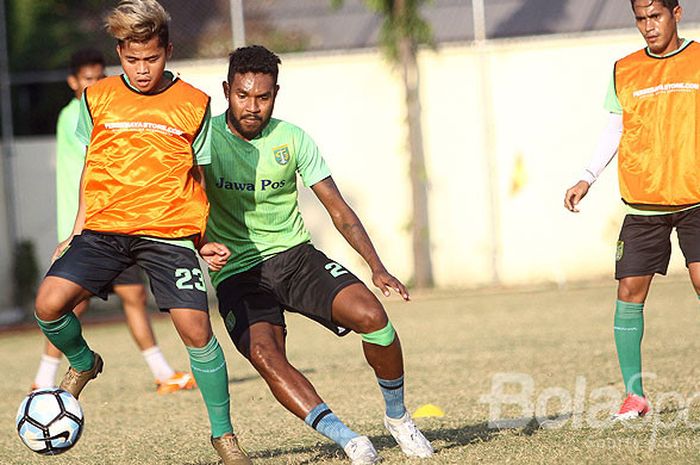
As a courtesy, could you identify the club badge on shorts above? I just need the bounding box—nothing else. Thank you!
[616,241,624,262]
[224,311,237,333]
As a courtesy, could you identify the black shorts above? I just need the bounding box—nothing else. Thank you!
[216,243,361,345]
[615,207,700,279]
[110,265,144,287]
[47,231,208,311]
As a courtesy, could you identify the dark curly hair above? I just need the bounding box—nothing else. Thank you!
[630,0,679,12]
[227,45,281,84]
[69,48,105,76]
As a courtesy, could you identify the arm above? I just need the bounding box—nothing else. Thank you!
[564,112,622,212]
[52,160,88,261]
[311,176,409,300]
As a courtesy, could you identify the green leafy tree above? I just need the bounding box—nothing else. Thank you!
[331,0,434,288]
[8,0,111,72]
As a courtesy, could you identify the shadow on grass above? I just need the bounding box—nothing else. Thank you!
[182,418,546,464]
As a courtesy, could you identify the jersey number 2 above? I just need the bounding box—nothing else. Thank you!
[325,262,348,278]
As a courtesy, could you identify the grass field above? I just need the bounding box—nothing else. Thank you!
[3,277,700,465]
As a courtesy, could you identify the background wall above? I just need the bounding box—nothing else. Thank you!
[6,29,698,301]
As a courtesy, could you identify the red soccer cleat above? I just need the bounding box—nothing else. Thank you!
[613,393,650,421]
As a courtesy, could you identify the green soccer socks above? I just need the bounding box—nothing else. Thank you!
[36,312,94,371]
[614,300,645,397]
[187,336,233,438]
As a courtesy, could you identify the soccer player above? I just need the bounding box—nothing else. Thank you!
[564,0,699,421]
[204,45,433,465]
[32,48,195,395]
[32,2,250,464]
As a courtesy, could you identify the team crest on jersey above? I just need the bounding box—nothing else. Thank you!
[616,241,624,262]
[273,145,290,165]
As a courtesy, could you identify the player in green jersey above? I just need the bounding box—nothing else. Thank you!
[205,45,433,464]
[32,48,195,395]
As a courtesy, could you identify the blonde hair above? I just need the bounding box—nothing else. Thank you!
[105,0,171,46]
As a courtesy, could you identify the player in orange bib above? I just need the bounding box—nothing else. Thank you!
[564,0,700,422]
[32,1,249,464]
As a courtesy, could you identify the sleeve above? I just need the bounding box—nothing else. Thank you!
[580,113,623,185]
[55,107,75,153]
[603,70,623,115]
[193,103,212,166]
[75,92,93,146]
[295,128,331,187]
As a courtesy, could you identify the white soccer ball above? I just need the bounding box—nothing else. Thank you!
[16,388,84,455]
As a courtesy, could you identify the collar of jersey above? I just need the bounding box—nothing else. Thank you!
[646,38,691,58]
[121,70,178,95]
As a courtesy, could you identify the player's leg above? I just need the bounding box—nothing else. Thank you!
[35,232,132,398]
[675,208,700,298]
[134,239,249,465]
[332,284,405,406]
[689,263,700,295]
[331,284,433,457]
[114,283,154,351]
[279,244,431,458]
[32,300,90,389]
[113,268,196,393]
[237,321,322,417]
[612,214,671,420]
[168,308,249,464]
[217,271,370,462]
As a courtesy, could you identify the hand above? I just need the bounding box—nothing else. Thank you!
[51,237,73,262]
[199,242,231,271]
[564,180,590,212]
[372,268,410,301]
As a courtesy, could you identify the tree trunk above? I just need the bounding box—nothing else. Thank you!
[395,0,433,288]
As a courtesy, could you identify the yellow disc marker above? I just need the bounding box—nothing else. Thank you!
[413,404,445,418]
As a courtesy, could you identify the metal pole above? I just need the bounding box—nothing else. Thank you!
[472,0,500,284]
[0,0,17,245]
[230,0,246,49]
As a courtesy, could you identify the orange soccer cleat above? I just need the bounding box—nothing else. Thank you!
[156,371,197,394]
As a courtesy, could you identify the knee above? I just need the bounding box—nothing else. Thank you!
[35,286,67,321]
[247,340,285,375]
[353,305,389,335]
[617,280,647,303]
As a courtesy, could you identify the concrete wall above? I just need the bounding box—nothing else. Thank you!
[6,28,699,296]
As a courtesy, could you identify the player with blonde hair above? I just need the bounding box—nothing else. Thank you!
[31,47,196,395]
[33,1,250,463]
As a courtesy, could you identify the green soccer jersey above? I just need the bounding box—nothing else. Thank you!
[204,113,331,288]
[56,98,86,241]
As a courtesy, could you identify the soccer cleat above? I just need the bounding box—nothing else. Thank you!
[156,371,196,394]
[384,413,434,458]
[59,352,103,399]
[613,393,650,421]
[210,433,252,465]
[343,436,381,465]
